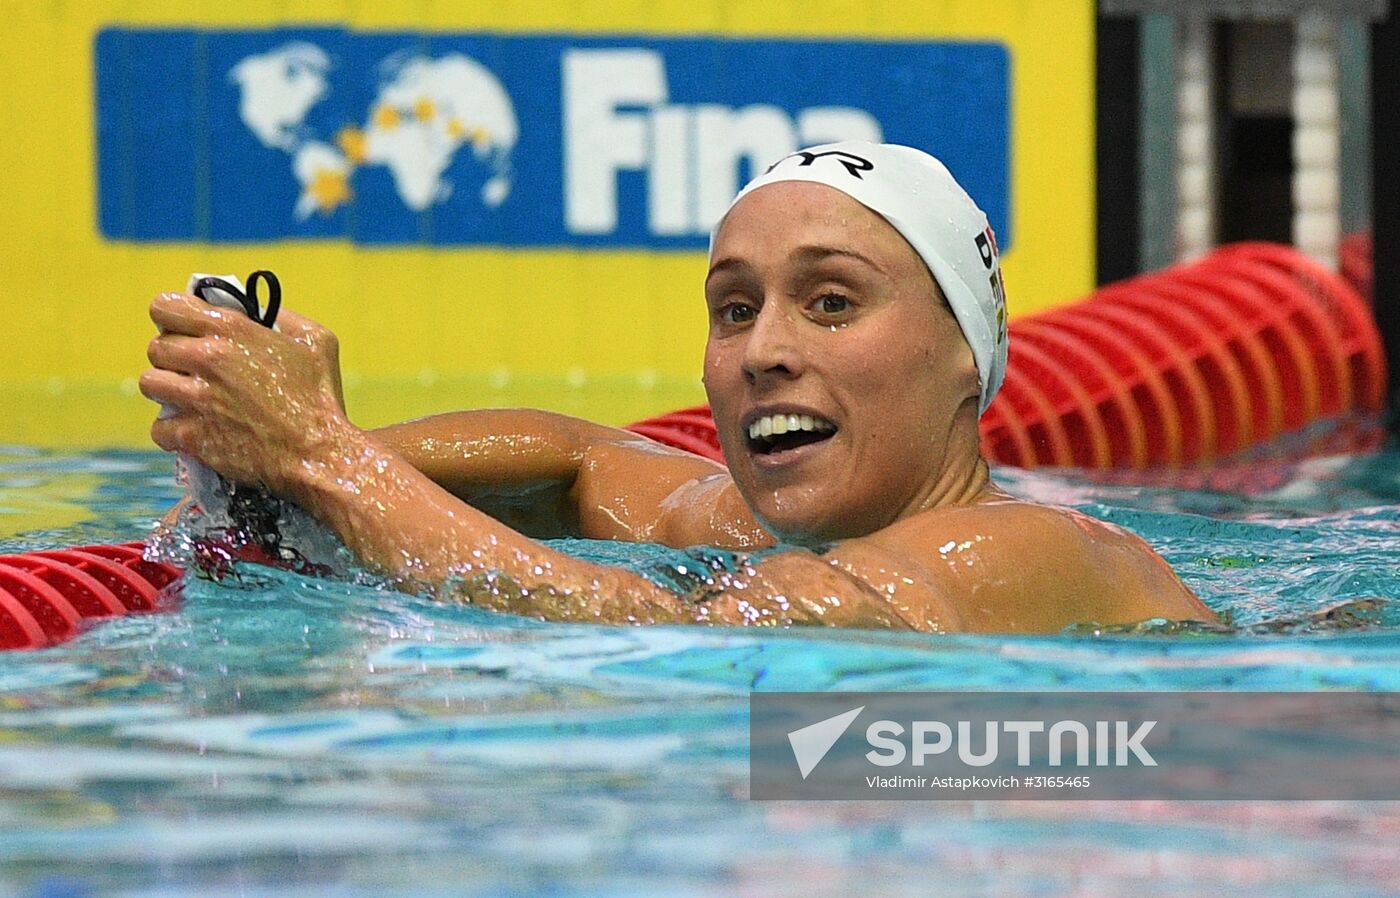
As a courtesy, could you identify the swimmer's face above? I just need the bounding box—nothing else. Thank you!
[703,181,980,544]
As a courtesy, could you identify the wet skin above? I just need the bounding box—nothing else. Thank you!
[141,183,1216,633]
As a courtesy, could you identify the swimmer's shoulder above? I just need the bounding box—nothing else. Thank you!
[865,494,1215,632]
[650,471,775,550]
[574,432,773,549]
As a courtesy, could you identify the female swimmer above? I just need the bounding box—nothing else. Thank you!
[141,141,1214,633]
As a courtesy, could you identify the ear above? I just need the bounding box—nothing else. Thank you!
[928,289,981,406]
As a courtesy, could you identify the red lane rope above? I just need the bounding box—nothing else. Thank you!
[1163,270,1288,441]
[980,400,1038,468]
[1035,308,1185,467]
[0,556,129,618]
[1102,287,1256,455]
[0,588,51,650]
[0,544,181,650]
[1340,231,1373,301]
[1006,338,1114,467]
[1072,301,1220,464]
[1220,241,1386,411]
[0,566,84,644]
[995,361,1079,467]
[1210,256,1347,417]
[1011,319,1149,468]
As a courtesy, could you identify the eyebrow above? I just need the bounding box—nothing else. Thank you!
[790,244,888,277]
[706,244,888,288]
[705,256,752,288]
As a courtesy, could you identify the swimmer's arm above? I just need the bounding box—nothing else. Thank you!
[139,293,930,626]
[373,410,770,547]
[288,425,955,630]
[372,409,605,537]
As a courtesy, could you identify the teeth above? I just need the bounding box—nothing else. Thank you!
[747,414,837,442]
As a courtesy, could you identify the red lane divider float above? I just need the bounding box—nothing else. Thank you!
[1340,230,1373,304]
[627,241,1386,469]
[623,405,726,463]
[1221,240,1385,411]
[0,543,181,650]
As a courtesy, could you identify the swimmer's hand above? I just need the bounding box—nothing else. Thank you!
[141,291,350,494]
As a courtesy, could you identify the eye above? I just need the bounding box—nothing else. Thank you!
[816,294,850,315]
[719,302,758,325]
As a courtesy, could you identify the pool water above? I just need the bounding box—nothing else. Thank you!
[1,429,1398,897]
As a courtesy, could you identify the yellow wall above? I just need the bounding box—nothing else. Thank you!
[0,0,1094,446]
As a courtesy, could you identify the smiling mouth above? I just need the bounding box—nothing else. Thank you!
[745,413,838,455]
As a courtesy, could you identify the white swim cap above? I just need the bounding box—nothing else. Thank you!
[715,141,1008,414]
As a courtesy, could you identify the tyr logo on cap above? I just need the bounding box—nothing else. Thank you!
[768,150,875,180]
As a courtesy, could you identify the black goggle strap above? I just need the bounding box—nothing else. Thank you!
[191,270,281,329]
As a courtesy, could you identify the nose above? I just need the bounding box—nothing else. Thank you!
[742,300,804,385]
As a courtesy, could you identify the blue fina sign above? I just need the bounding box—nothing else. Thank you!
[94,30,1009,249]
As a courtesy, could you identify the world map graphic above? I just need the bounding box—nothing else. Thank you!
[230,42,518,219]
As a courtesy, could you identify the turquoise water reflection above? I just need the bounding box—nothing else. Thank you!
[0,436,1397,896]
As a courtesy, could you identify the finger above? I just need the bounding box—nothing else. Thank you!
[149,291,253,338]
[138,367,205,411]
[146,333,214,374]
[150,412,193,453]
